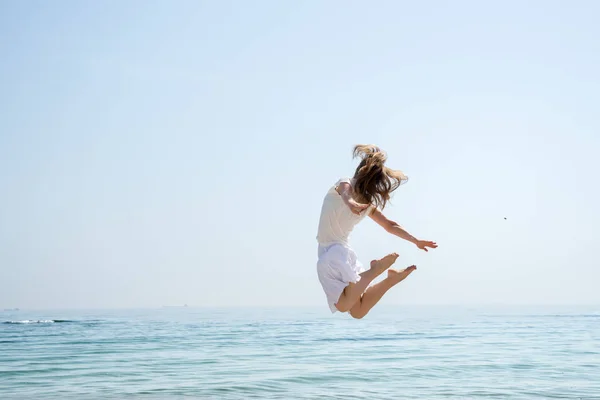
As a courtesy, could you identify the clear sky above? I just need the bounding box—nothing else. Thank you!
[1,1,599,310]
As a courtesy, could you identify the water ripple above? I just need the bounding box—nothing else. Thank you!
[1,307,599,399]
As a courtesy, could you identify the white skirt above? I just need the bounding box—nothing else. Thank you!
[317,242,367,313]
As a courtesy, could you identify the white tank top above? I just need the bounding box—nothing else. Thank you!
[316,178,374,246]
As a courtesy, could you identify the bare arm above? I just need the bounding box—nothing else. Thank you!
[369,208,418,244]
[336,182,369,215]
[335,182,354,204]
[369,208,437,251]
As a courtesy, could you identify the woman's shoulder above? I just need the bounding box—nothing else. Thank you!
[333,177,352,193]
[336,177,352,185]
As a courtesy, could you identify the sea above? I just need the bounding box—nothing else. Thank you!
[1,305,599,399]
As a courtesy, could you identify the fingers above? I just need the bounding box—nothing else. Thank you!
[419,241,437,251]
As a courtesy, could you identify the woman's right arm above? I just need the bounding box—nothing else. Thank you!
[336,182,370,215]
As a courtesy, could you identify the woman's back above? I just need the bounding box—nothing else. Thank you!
[316,178,372,246]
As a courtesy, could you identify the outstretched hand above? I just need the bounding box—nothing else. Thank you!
[416,240,437,252]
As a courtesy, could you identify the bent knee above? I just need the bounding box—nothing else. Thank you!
[349,309,366,319]
[335,302,351,313]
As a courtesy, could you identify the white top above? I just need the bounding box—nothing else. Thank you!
[316,178,374,246]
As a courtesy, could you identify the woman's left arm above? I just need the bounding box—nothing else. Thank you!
[369,208,438,252]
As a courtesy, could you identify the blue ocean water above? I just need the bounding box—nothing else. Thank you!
[1,306,599,399]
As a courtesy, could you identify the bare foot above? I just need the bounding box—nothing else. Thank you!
[387,265,417,283]
[369,253,399,276]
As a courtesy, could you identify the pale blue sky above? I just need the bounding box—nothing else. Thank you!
[1,1,599,310]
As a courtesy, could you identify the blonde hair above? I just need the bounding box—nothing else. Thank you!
[352,144,408,210]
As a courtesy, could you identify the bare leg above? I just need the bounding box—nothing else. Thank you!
[349,266,417,319]
[334,253,398,312]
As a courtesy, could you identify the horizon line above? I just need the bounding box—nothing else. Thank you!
[2,303,599,312]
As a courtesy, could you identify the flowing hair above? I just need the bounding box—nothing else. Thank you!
[351,144,408,210]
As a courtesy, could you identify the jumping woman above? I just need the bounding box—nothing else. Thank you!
[316,144,437,318]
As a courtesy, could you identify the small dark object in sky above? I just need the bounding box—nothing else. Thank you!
[504,217,507,220]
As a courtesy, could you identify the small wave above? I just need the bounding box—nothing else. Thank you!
[3,319,73,325]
